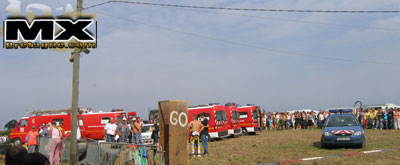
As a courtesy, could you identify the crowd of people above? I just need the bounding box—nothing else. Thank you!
[262,108,400,130]
[104,116,153,145]
[263,111,325,130]
[6,116,158,165]
[355,108,400,130]
[6,120,66,165]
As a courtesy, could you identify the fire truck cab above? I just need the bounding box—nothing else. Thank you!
[188,104,229,140]
[224,103,242,136]
[237,104,263,135]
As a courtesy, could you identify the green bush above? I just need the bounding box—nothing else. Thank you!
[0,130,12,137]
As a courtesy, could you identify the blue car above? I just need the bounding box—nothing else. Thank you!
[321,109,365,148]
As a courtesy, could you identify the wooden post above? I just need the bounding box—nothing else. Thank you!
[70,1,83,164]
[158,100,189,165]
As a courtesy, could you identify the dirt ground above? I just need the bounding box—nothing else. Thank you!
[189,129,400,165]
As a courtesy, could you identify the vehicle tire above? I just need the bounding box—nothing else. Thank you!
[249,132,256,135]
[321,143,327,149]
[242,128,248,135]
[358,142,365,148]
[13,138,21,146]
[320,138,327,149]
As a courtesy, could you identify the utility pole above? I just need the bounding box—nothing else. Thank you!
[70,0,83,164]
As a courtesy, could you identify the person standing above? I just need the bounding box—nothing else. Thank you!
[151,119,159,146]
[384,110,389,129]
[116,118,130,143]
[104,118,117,142]
[359,109,365,128]
[268,112,273,130]
[262,114,267,130]
[200,113,209,155]
[132,117,143,145]
[394,109,400,130]
[189,115,204,157]
[318,111,324,128]
[365,110,372,129]
[48,121,62,165]
[127,118,133,143]
[376,109,384,130]
[39,123,50,137]
[26,126,39,153]
[388,108,394,129]
[38,124,45,136]
[151,119,159,157]
[286,112,292,129]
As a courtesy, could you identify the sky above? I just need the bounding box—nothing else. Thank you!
[0,0,400,128]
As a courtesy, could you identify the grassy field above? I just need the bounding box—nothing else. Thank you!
[189,129,400,164]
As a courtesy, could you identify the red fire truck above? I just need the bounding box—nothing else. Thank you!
[10,113,73,145]
[10,108,134,145]
[188,104,229,140]
[224,104,242,137]
[237,104,263,135]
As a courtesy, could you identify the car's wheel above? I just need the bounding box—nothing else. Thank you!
[320,138,327,149]
[358,141,365,148]
[321,143,327,149]
[242,128,248,135]
[13,138,21,146]
[248,132,256,135]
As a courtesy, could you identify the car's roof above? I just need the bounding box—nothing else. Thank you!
[329,113,355,117]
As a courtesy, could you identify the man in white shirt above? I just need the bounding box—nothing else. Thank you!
[104,118,117,142]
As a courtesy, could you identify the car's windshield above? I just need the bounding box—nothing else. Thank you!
[141,125,153,133]
[325,115,359,127]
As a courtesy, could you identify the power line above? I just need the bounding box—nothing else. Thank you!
[82,1,114,11]
[178,9,400,32]
[81,1,400,31]
[94,10,399,66]
[84,0,400,13]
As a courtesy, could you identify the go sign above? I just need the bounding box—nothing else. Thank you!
[158,100,189,165]
[170,111,188,127]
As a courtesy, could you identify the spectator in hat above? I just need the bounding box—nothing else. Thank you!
[116,118,130,143]
[25,126,39,153]
[39,123,50,137]
[38,124,45,136]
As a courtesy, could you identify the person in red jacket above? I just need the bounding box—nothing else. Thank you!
[25,126,39,153]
